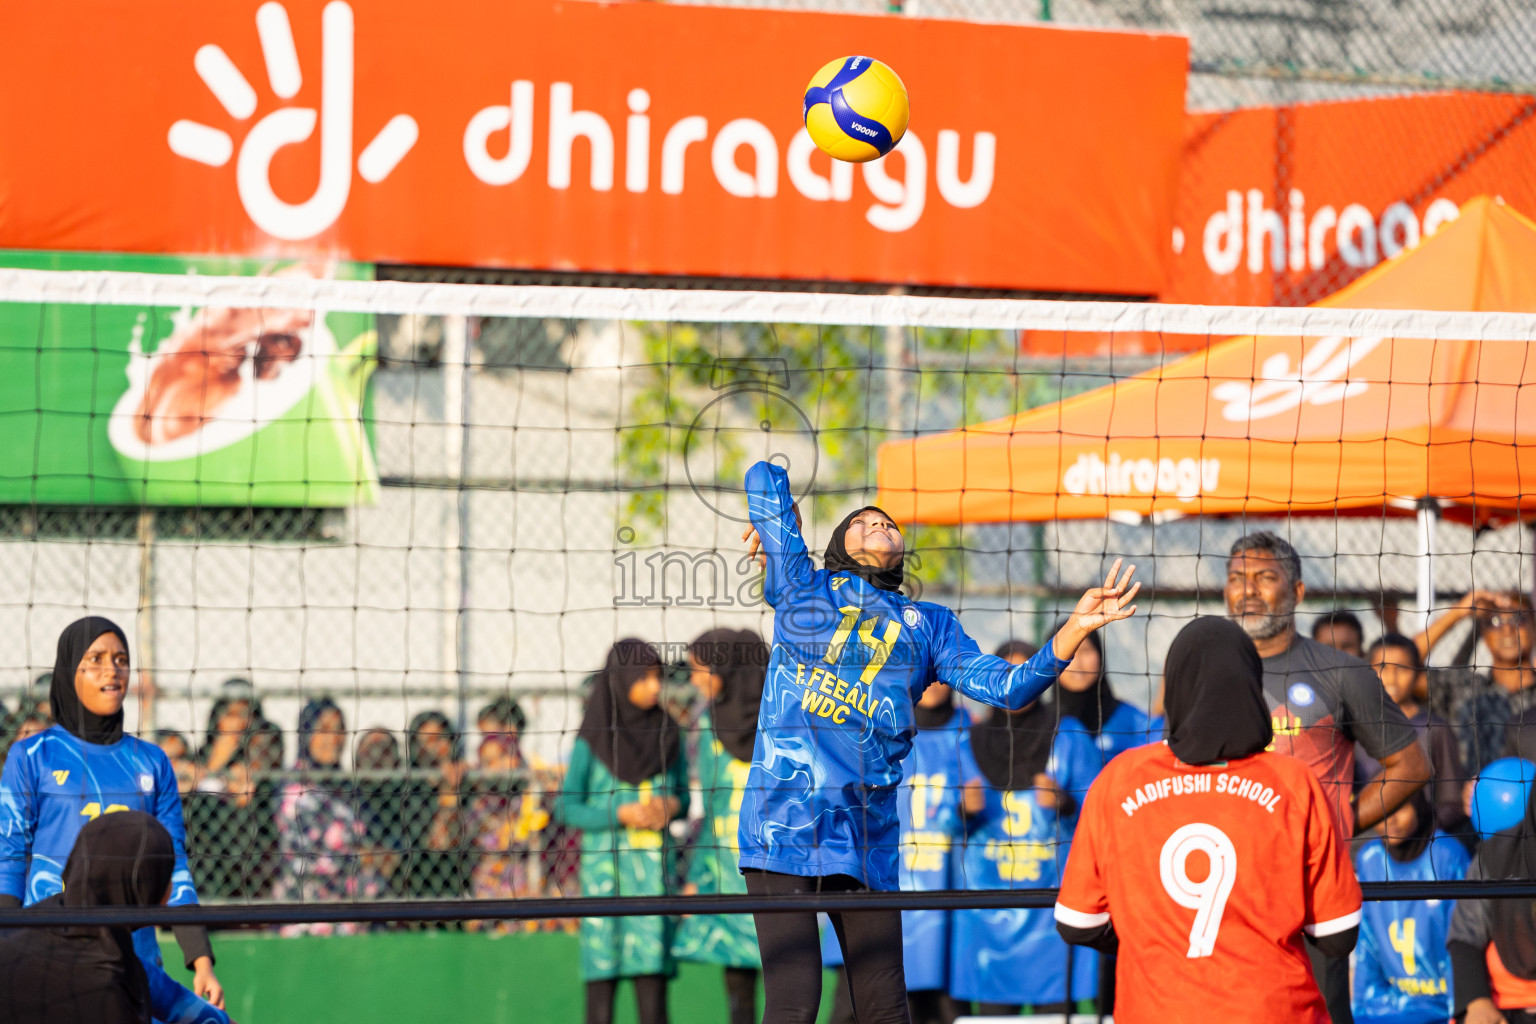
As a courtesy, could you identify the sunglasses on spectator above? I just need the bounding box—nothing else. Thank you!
[1485,613,1533,631]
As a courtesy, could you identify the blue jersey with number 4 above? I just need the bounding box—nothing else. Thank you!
[1352,833,1467,1024]
[949,721,1101,1006]
[738,461,1068,890]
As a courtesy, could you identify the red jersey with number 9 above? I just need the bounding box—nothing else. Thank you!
[1054,743,1362,1024]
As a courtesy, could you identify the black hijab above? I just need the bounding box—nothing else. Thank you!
[823,505,905,593]
[970,641,1056,789]
[1479,784,1536,978]
[1163,617,1274,766]
[690,629,766,764]
[295,697,344,770]
[200,678,264,760]
[0,812,173,1024]
[50,617,129,746]
[578,639,680,786]
[1051,625,1122,737]
[62,810,176,912]
[914,683,957,730]
[1384,788,1436,864]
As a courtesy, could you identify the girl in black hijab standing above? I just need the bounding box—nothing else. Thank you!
[556,638,690,1024]
[1055,617,1362,1024]
[950,640,1105,1014]
[0,810,176,1024]
[1052,627,1155,767]
[674,628,768,1024]
[0,617,225,1017]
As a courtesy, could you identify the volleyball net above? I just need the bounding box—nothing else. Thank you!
[0,265,1533,927]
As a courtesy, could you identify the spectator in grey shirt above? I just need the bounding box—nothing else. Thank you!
[1227,530,1431,1024]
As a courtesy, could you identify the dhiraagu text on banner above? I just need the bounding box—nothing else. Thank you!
[0,251,378,507]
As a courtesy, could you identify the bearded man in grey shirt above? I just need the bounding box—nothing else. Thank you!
[1226,530,1431,1024]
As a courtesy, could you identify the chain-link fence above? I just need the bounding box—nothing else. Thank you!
[673,0,1536,103]
[0,271,1532,927]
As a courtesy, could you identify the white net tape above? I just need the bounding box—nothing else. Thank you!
[7,267,1536,340]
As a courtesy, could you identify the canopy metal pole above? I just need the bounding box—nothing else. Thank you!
[135,507,157,733]
[1417,501,1438,659]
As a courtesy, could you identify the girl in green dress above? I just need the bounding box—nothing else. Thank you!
[557,638,689,1024]
[674,628,768,1024]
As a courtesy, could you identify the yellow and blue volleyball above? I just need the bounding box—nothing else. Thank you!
[802,56,909,163]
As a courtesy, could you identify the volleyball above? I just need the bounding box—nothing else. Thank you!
[802,56,910,163]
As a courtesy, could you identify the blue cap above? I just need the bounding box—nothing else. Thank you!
[1473,757,1536,836]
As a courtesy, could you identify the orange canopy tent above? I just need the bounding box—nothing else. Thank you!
[876,197,1536,606]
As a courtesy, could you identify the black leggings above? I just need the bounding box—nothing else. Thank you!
[745,869,909,1024]
[830,970,958,1024]
[584,976,668,1024]
[724,967,759,1024]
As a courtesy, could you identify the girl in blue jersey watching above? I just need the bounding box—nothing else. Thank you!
[1352,788,1467,1024]
[949,639,1102,1015]
[0,617,228,1024]
[1053,627,1155,767]
[739,460,1138,1024]
[823,673,986,1024]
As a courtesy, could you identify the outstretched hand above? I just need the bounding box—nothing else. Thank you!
[1051,559,1141,662]
[741,502,802,571]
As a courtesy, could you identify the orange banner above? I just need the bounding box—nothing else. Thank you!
[1169,92,1536,307]
[0,0,1187,294]
[1022,92,1536,355]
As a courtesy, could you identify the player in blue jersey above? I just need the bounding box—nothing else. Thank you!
[823,677,986,1024]
[1352,789,1467,1024]
[950,639,1102,1014]
[1053,626,1156,768]
[738,460,1139,1024]
[0,617,228,1024]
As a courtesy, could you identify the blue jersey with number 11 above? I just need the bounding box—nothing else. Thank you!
[737,461,1068,891]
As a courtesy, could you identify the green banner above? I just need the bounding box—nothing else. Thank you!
[0,251,378,507]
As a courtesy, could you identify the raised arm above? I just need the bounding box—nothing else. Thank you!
[742,461,815,606]
[934,621,1067,711]
[1412,590,1498,662]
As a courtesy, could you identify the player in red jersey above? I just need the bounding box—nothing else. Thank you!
[1054,617,1362,1024]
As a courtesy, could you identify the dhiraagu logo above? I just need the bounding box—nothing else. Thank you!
[167,2,418,240]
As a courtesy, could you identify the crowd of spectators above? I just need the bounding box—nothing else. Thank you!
[2,531,1533,1021]
[0,680,562,923]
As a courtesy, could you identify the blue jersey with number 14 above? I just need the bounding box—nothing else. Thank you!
[822,708,982,986]
[737,461,1068,891]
